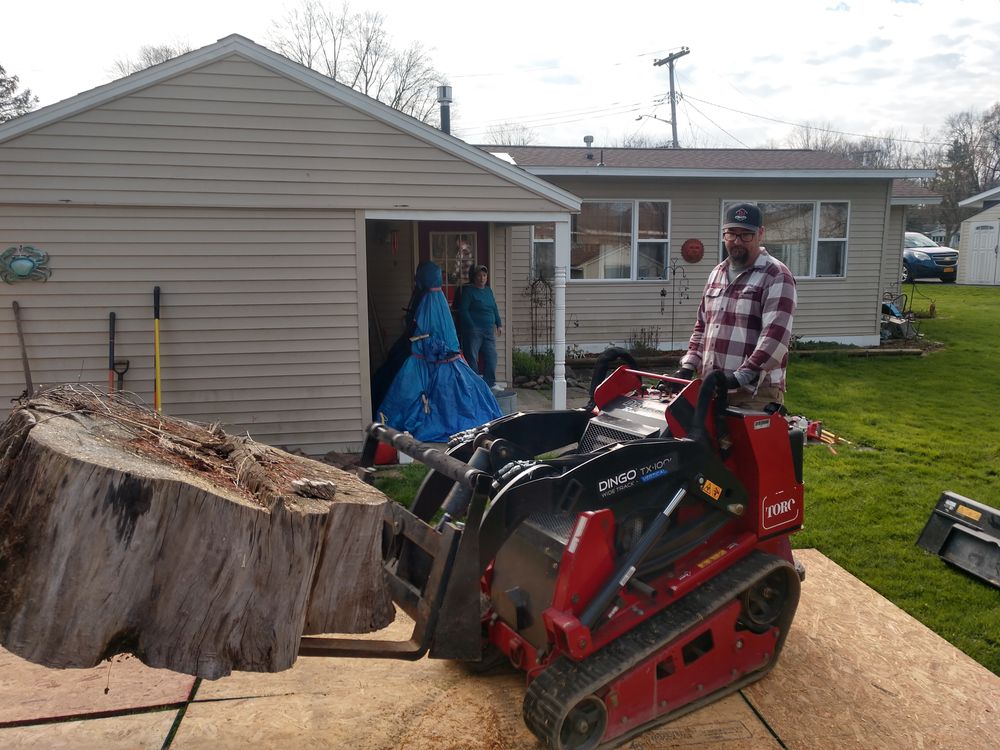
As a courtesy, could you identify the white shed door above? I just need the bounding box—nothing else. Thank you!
[969,222,1000,285]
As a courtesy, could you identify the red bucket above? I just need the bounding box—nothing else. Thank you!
[373,442,398,465]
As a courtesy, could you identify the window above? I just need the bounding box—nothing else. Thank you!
[569,200,670,280]
[531,223,554,280]
[722,200,849,278]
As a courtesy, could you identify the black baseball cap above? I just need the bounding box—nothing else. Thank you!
[723,203,763,231]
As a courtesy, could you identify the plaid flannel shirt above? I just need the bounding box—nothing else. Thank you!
[680,250,796,392]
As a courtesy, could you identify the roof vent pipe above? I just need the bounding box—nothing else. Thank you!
[584,135,594,160]
[437,85,453,135]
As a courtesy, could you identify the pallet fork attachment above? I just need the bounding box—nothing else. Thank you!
[299,424,489,660]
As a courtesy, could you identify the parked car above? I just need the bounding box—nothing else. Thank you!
[903,232,959,283]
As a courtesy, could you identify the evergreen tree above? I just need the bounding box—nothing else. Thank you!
[0,64,38,123]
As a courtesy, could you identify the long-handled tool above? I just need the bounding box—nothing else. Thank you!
[153,286,162,411]
[108,312,117,393]
[12,301,33,395]
[114,359,130,392]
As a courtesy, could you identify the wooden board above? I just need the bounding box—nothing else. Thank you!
[0,709,177,749]
[0,647,193,724]
[743,548,1000,749]
[3,550,998,749]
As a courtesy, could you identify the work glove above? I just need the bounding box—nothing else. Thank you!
[724,372,741,390]
[663,367,695,395]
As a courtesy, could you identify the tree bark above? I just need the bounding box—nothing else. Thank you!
[0,386,393,679]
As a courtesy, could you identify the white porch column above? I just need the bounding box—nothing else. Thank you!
[552,216,571,409]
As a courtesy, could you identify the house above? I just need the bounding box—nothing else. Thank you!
[485,147,935,354]
[0,35,579,454]
[0,34,937,454]
[956,186,1000,285]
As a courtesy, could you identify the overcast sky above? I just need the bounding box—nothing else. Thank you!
[6,0,1000,149]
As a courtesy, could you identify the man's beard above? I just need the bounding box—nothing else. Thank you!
[728,246,749,268]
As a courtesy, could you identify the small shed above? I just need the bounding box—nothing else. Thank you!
[957,186,1000,285]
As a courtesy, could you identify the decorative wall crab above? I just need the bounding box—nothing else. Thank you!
[1,245,51,283]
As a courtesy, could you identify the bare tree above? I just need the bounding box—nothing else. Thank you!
[483,122,539,146]
[111,42,193,77]
[784,121,850,152]
[0,63,38,123]
[269,1,441,123]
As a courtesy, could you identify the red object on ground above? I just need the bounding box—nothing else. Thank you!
[373,442,398,465]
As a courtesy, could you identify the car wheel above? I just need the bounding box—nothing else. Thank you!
[901,264,912,283]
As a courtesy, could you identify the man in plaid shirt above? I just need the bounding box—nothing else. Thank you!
[676,203,796,409]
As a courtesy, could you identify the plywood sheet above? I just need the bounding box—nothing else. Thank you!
[0,709,177,749]
[743,549,1000,749]
[0,648,194,724]
[184,617,777,750]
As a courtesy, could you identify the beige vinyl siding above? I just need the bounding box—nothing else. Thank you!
[0,57,562,213]
[510,178,892,350]
[366,220,416,374]
[0,205,362,454]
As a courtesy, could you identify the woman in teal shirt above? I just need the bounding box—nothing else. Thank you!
[458,265,503,388]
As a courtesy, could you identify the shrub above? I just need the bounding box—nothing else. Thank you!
[513,348,554,379]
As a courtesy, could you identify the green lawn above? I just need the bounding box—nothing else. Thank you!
[376,283,1000,676]
[789,283,1000,675]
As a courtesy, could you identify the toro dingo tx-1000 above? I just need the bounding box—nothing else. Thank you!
[300,367,805,750]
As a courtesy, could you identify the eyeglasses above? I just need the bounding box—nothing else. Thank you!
[723,230,757,242]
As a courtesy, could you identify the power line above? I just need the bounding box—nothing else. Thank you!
[680,98,750,148]
[682,94,949,147]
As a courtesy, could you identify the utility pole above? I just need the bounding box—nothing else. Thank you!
[653,47,690,148]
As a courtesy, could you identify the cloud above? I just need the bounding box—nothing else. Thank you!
[540,73,579,85]
[931,33,970,47]
[751,53,783,64]
[827,2,850,11]
[806,37,893,65]
[916,52,964,68]
[739,83,792,97]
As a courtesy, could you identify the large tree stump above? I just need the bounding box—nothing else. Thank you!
[0,386,393,679]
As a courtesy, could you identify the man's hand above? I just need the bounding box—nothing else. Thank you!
[665,367,695,394]
[496,326,503,336]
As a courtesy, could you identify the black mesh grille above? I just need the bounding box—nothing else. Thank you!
[579,422,641,454]
[526,513,577,545]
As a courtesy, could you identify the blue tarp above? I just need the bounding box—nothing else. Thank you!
[376,262,501,442]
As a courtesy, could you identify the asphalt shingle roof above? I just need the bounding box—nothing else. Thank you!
[479,146,864,170]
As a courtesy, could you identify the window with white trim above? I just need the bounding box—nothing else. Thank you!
[531,223,554,281]
[722,200,849,278]
[568,200,670,280]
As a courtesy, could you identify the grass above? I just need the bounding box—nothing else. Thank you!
[788,283,1000,675]
[373,283,1000,676]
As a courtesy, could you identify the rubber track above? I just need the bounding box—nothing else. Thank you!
[523,551,789,749]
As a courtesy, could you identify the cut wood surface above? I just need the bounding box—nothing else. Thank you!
[0,386,392,680]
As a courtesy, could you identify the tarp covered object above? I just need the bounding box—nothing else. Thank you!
[376,262,501,442]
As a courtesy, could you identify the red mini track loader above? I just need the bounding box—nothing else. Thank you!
[300,367,805,750]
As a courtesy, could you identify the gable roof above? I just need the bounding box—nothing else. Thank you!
[891,179,942,206]
[959,184,1000,208]
[0,34,580,212]
[481,145,936,181]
